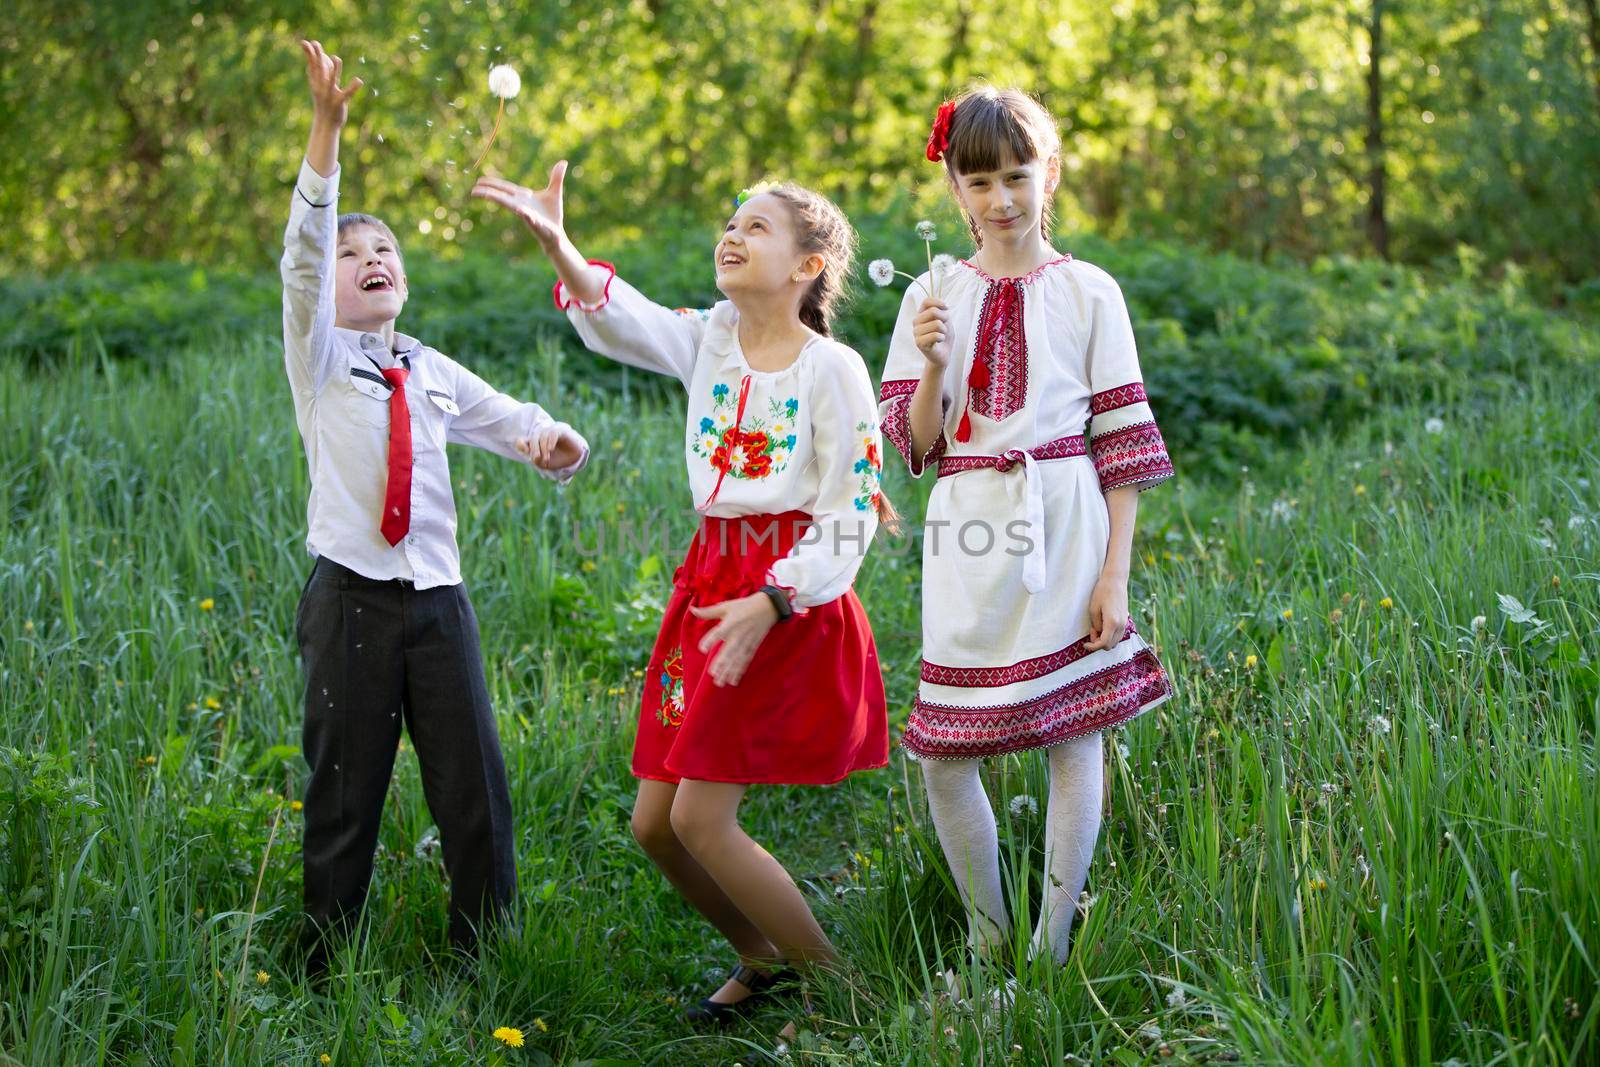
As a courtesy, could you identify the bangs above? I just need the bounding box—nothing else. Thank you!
[337,213,400,252]
[945,92,1055,176]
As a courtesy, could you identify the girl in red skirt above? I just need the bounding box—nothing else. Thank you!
[475,168,890,1020]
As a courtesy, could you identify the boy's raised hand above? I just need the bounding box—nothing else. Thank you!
[472,163,569,253]
[300,39,362,127]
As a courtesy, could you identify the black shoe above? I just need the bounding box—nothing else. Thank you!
[683,963,797,1026]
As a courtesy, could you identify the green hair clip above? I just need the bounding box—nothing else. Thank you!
[733,180,779,208]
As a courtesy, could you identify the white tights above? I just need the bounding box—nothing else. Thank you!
[919,733,1104,965]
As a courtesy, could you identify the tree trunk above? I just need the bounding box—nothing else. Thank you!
[1581,0,1600,114]
[1365,0,1391,259]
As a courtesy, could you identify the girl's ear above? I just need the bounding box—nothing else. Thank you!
[1044,154,1061,198]
[795,252,825,283]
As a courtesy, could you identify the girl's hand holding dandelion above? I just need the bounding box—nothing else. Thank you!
[868,221,955,369]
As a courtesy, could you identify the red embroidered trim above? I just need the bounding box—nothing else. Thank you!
[957,255,1074,286]
[1090,421,1174,491]
[878,379,947,475]
[967,280,1028,424]
[903,651,1171,759]
[935,433,1088,478]
[552,260,617,312]
[920,623,1139,687]
[1088,382,1149,416]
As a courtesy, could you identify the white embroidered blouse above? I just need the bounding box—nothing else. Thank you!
[559,263,884,609]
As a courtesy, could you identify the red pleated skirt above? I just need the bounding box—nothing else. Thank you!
[632,511,888,785]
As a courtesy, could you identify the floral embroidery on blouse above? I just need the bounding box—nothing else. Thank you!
[657,646,686,728]
[852,420,883,512]
[688,386,798,481]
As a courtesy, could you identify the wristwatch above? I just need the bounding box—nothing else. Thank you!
[759,584,795,623]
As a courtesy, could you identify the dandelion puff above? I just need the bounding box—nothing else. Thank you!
[867,259,895,287]
[932,253,956,273]
[1008,794,1038,817]
[1369,714,1392,735]
[471,65,520,172]
[1425,417,1445,434]
[1471,615,1487,631]
[1165,987,1189,1010]
[915,220,938,241]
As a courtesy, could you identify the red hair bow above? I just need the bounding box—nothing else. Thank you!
[925,100,955,163]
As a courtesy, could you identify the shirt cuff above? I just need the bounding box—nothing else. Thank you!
[552,260,617,313]
[296,158,339,208]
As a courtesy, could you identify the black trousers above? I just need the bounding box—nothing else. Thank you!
[296,557,515,958]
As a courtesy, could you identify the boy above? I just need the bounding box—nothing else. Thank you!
[285,39,587,971]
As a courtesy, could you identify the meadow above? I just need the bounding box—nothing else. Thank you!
[1,247,1598,1065]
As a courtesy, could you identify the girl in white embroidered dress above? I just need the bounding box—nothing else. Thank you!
[879,87,1175,966]
[474,167,891,1021]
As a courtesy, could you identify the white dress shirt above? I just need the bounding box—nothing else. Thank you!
[282,158,589,589]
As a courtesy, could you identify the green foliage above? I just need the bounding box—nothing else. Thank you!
[5,225,1595,480]
[2,320,1598,1062]
[5,0,1600,284]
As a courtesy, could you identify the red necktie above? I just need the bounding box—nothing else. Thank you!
[379,367,413,546]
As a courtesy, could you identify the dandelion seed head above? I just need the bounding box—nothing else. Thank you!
[867,259,895,287]
[915,220,937,241]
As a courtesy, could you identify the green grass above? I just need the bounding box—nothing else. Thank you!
[0,331,1596,1066]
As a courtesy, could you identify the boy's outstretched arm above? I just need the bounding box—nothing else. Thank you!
[300,39,361,178]
[283,39,362,400]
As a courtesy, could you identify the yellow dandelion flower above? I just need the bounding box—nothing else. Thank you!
[1354,484,1367,496]
[290,800,304,813]
[321,1056,332,1065]
[1329,609,1343,623]
[1307,876,1328,891]
[255,970,270,985]
[1379,597,1394,610]
[581,560,597,573]
[493,1026,525,1048]
[24,620,35,633]
[200,598,215,612]
[1281,609,1294,621]
[533,1018,548,1033]
[1244,654,1258,669]
[204,696,221,711]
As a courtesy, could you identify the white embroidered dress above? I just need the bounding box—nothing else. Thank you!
[559,264,884,607]
[879,256,1175,759]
